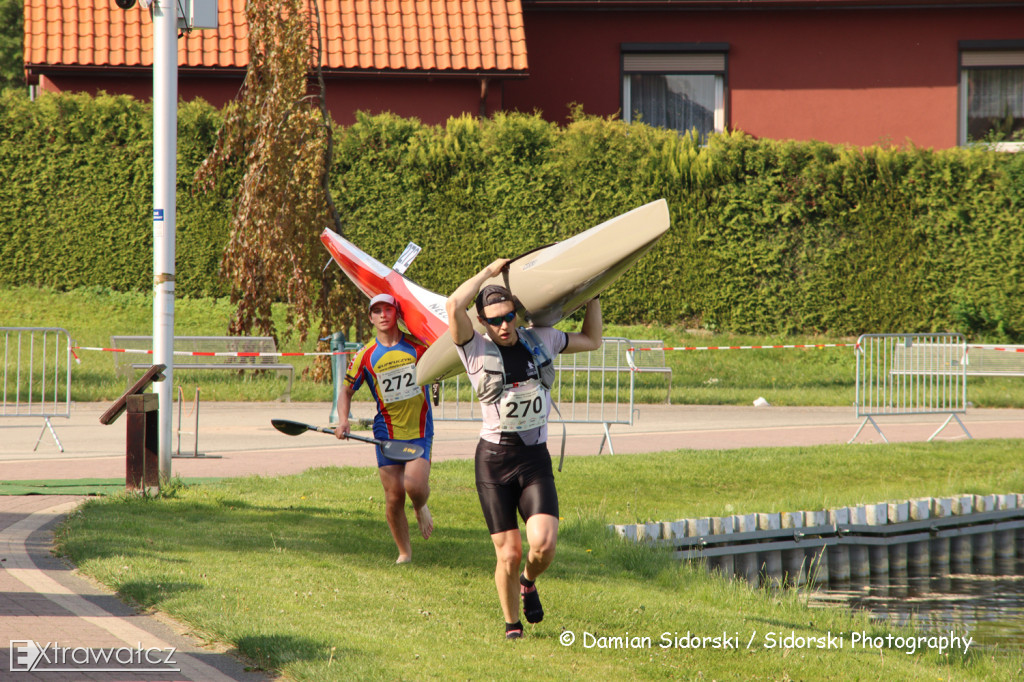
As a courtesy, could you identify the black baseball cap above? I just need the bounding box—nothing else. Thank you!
[475,285,514,315]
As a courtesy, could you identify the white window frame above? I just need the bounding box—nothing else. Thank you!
[621,43,728,141]
[959,41,1024,151]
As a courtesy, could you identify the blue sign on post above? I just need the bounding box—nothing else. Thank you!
[153,209,164,221]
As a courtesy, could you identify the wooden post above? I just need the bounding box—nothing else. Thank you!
[995,494,1017,575]
[733,514,759,586]
[98,364,167,494]
[126,393,160,490]
[847,506,870,584]
[781,512,806,587]
[756,512,783,588]
[1016,494,1024,571]
[930,497,952,576]
[907,498,931,579]
[865,503,890,584]
[711,516,735,577]
[804,510,829,587]
[887,501,910,577]
[972,494,996,575]
[686,518,711,572]
[950,495,974,574]
[827,507,851,587]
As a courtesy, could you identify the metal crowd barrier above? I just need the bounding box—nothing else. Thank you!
[850,332,970,444]
[1,327,73,452]
[964,343,1024,376]
[432,337,639,454]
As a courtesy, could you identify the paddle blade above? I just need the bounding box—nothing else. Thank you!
[271,419,312,436]
[379,440,424,462]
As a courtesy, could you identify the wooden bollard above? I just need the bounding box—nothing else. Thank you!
[757,512,783,588]
[907,498,931,578]
[887,501,910,577]
[995,494,1017,575]
[686,518,712,571]
[1016,494,1024,566]
[666,519,687,564]
[733,513,760,586]
[846,506,870,584]
[930,497,953,576]
[826,507,851,586]
[711,516,735,577]
[804,510,829,586]
[781,512,806,587]
[972,494,996,575]
[950,495,974,574]
[864,503,890,584]
[613,492,1024,593]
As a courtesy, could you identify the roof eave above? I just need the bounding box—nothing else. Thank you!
[25,64,530,81]
[521,0,1024,9]
[321,68,530,79]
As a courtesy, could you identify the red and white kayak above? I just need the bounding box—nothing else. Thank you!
[319,231,451,344]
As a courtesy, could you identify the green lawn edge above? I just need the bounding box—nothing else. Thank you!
[54,440,1024,680]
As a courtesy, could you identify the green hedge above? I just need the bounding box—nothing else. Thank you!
[0,90,231,298]
[2,90,1022,340]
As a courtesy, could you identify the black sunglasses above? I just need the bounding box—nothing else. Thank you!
[482,311,516,326]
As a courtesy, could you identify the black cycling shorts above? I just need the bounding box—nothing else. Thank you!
[475,439,559,534]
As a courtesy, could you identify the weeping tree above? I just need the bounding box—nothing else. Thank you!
[195,0,360,380]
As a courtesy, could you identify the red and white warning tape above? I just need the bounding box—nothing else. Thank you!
[631,343,856,352]
[71,346,355,358]
[69,342,1024,359]
[970,345,1024,353]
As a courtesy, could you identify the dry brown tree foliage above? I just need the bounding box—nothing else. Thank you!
[195,0,361,382]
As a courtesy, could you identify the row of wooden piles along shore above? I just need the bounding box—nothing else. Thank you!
[610,493,1024,588]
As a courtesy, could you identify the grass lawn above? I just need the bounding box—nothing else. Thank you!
[4,284,1024,407]
[56,439,1024,680]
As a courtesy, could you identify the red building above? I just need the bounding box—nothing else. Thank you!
[22,0,1024,149]
[22,0,528,122]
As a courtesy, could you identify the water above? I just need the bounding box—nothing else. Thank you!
[810,573,1024,649]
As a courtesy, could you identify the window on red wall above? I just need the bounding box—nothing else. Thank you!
[621,44,728,143]
[960,44,1024,149]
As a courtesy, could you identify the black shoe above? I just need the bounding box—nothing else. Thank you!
[520,582,544,624]
[505,621,523,640]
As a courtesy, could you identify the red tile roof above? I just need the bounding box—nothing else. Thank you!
[23,0,528,74]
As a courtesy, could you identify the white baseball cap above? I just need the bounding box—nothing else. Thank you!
[368,293,398,311]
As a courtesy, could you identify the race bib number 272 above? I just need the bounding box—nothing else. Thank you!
[378,365,419,403]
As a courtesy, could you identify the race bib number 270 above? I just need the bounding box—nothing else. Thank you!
[499,384,548,432]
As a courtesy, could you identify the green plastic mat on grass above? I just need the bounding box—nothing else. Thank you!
[0,478,222,496]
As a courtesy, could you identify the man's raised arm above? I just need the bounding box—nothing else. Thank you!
[445,258,511,345]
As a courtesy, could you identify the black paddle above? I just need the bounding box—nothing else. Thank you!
[270,418,424,461]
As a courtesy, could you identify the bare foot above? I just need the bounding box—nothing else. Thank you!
[415,505,434,540]
[396,555,412,564]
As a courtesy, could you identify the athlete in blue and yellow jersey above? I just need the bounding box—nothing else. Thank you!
[335,293,434,563]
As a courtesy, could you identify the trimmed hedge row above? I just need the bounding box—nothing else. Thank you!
[2,91,1022,339]
[0,91,231,298]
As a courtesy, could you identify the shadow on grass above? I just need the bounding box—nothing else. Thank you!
[235,633,363,672]
[117,579,202,609]
[58,465,711,590]
[59,491,499,576]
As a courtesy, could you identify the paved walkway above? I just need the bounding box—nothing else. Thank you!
[1,401,1022,679]
[0,495,268,681]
